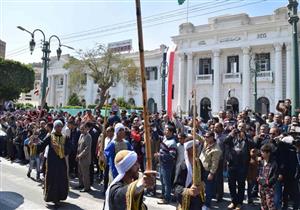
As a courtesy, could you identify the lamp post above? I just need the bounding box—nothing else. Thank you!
[160,44,168,111]
[17,26,74,108]
[287,0,300,115]
[249,53,258,112]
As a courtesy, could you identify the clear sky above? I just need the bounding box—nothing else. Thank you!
[0,0,287,64]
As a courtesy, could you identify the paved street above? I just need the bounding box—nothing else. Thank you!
[0,157,262,210]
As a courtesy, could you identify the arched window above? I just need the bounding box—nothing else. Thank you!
[226,97,239,114]
[128,98,136,106]
[257,97,270,114]
[147,98,157,114]
[200,97,211,123]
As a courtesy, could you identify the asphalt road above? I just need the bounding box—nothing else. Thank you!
[0,157,262,210]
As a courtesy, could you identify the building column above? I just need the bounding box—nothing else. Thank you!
[286,43,291,99]
[51,75,56,106]
[212,49,221,113]
[274,43,283,103]
[65,74,69,103]
[177,53,186,113]
[85,74,94,105]
[47,76,52,105]
[186,53,194,113]
[63,74,67,106]
[242,47,251,109]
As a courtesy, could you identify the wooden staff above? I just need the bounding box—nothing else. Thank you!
[98,92,110,170]
[192,89,197,184]
[135,0,152,171]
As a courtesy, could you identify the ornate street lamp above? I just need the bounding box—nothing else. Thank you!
[17,26,74,108]
[249,53,259,113]
[160,44,168,111]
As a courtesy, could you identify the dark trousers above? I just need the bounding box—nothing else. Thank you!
[228,167,247,205]
[214,159,224,200]
[204,171,216,207]
[103,164,109,193]
[7,140,15,160]
[69,152,78,176]
[0,137,7,157]
[282,178,300,209]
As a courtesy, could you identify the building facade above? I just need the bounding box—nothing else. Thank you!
[0,40,6,58]
[45,50,164,113]
[41,7,297,117]
[172,7,295,118]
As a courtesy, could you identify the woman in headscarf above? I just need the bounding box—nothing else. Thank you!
[36,120,71,207]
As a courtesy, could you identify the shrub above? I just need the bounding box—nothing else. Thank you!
[68,93,81,106]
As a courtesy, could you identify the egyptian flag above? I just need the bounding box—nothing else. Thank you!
[167,45,177,119]
[34,85,39,96]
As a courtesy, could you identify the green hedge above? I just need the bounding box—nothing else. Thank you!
[61,105,83,109]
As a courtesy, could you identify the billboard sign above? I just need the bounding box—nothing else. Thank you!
[108,39,132,53]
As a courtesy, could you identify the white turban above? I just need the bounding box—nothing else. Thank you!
[53,120,63,128]
[104,151,137,210]
[184,140,199,187]
[114,123,125,138]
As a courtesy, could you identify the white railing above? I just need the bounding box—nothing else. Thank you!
[223,73,242,83]
[196,74,212,80]
[257,71,273,82]
[196,74,213,84]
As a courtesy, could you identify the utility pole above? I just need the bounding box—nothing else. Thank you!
[288,0,300,115]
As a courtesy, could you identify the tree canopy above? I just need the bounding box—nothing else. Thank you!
[0,58,35,104]
[64,44,140,109]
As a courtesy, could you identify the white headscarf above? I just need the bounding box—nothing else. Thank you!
[184,140,199,187]
[53,120,63,128]
[114,123,125,139]
[104,151,137,210]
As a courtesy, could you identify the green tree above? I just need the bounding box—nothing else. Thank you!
[63,56,87,94]
[64,44,140,110]
[116,97,131,109]
[0,58,35,105]
[68,93,81,106]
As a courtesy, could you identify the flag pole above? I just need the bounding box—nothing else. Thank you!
[135,0,152,171]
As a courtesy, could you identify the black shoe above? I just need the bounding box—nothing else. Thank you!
[75,185,84,190]
[80,188,91,193]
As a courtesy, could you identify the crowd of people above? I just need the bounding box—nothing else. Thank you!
[0,98,300,210]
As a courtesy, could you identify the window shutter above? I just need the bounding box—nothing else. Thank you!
[236,56,239,73]
[227,56,231,73]
[154,67,158,80]
[199,59,203,75]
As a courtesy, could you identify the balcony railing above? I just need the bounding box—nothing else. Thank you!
[196,74,213,84]
[256,71,273,82]
[223,72,242,83]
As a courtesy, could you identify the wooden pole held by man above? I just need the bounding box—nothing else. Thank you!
[134,0,152,171]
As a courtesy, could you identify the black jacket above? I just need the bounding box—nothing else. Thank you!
[224,133,253,170]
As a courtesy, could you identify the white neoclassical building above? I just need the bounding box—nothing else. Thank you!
[45,49,164,112]
[35,7,298,119]
[172,7,295,119]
